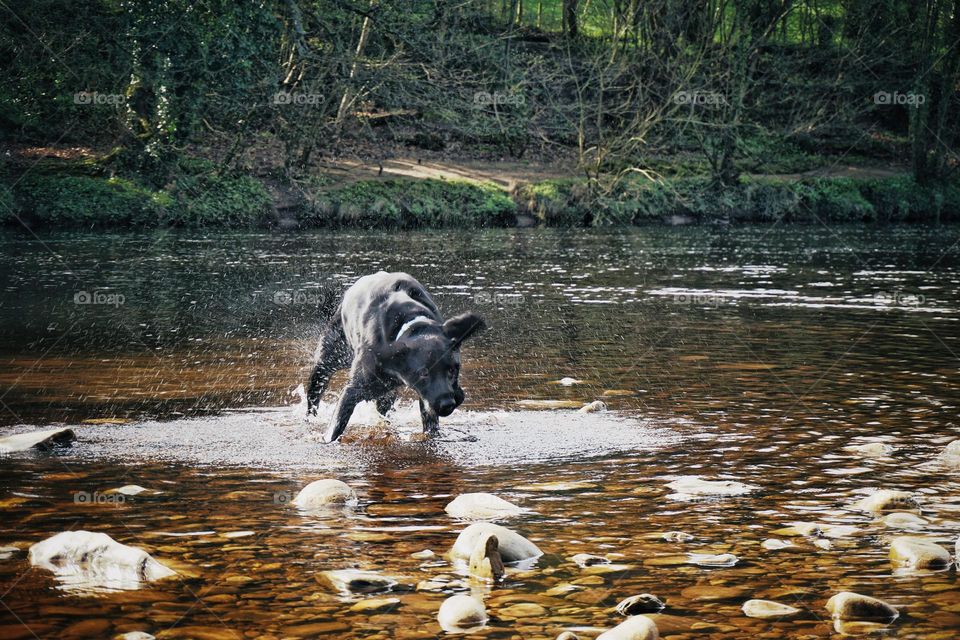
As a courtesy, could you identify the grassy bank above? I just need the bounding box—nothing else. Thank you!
[2,166,958,230]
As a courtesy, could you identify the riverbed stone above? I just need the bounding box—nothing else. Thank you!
[616,594,665,615]
[579,400,607,413]
[596,615,659,640]
[665,476,757,497]
[349,597,401,613]
[468,532,505,582]
[555,633,580,640]
[661,531,694,543]
[0,427,75,453]
[889,536,951,569]
[686,553,738,567]
[843,442,895,456]
[938,440,960,467]
[292,479,357,509]
[761,538,794,550]
[451,522,542,562]
[320,569,398,594]
[572,553,609,567]
[411,549,435,559]
[680,585,749,602]
[825,592,898,621]
[851,489,917,513]
[29,531,176,590]
[116,633,156,640]
[437,594,487,632]
[498,603,547,618]
[882,512,928,529]
[444,493,522,520]
[741,599,801,619]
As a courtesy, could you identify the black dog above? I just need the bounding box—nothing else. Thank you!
[307,271,486,443]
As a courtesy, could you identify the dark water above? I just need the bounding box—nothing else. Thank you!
[1,226,959,639]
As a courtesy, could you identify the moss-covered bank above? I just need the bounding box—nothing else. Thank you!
[2,169,958,229]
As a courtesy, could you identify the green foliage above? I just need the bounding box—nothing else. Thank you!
[795,178,874,222]
[10,175,170,228]
[168,174,273,227]
[512,180,590,226]
[304,179,516,229]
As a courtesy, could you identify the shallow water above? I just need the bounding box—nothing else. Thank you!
[1,226,960,639]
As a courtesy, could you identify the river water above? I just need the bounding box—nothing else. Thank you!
[1,226,959,639]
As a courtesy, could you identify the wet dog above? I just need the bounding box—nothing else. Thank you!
[307,271,486,442]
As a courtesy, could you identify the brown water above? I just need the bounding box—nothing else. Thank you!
[1,226,959,639]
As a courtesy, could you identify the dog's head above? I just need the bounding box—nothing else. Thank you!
[384,312,486,416]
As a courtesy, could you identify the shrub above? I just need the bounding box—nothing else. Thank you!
[11,174,170,227]
[168,174,273,227]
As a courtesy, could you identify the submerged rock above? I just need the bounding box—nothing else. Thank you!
[411,549,435,560]
[451,522,542,563]
[661,531,694,543]
[29,531,175,591]
[555,377,583,386]
[320,569,398,595]
[843,442,895,456]
[444,493,522,520]
[825,592,898,621]
[349,597,401,613]
[116,633,156,640]
[468,532,505,582]
[686,553,738,567]
[579,400,607,413]
[761,538,794,550]
[292,479,357,509]
[665,476,757,498]
[882,512,928,529]
[438,594,487,632]
[0,427,75,453]
[556,633,580,640]
[616,594,665,615]
[851,489,917,513]
[889,536,951,569]
[572,553,609,568]
[596,615,659,640]
[771,522,822,537]
[107,485,152,496]
[742,599,801,619]
[937,440,960,467]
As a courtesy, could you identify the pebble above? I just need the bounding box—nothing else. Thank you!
[889,536,951,569]
[665,476,758,497]
[410,549,435,559]
[825,592,899,621]
[686,553,738,567]
[292,479,357,509]
[761,539,794,550]
[579,400,607,413]
[444,492,522,520]
[349,597,401,613]
[615,594,665,615]
[843,442,895,456]
[661,531,694,543]
[596,615,659,640]
[851,489,917,513]
[437,594,487,632]
[572,553,609,567]
[741,599,801,619]
[450,522,542,562]
[937,440,960,467]
[882,512,929,529]
[320,569,398,595]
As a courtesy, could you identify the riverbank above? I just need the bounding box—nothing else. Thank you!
[3,146,958,229]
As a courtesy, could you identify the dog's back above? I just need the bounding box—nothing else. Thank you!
[341,271,440,349]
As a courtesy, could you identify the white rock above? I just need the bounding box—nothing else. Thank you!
[851,489,917,513]
[843,442,895,456]
[813,539,833,550]
[108,485,151,496]
[411,549,435,559]
[0,546,19,560]
[28,531,175,590]
[579,400,607,413]
[438,594,487,632]
[742,599,801,619]
[292,479,357,509]
[444,493,522,520]
[321,569,397,594]
[938,439,960,467]
[889,536,951,569]
[572,553,609,567]
[661,531,694,543]
[116,633,156,640]
[686,553,738,567]
[665,476,757,497]
[761,539,794,550]
[825,592,898,621]
[556,377,583,386]
[882,512,928,529]
[450,523,542,563]
[596,615,659,640]
[0,427,75,453]
[221,531,255,539]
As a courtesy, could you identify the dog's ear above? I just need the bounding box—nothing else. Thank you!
[442,312,486,346]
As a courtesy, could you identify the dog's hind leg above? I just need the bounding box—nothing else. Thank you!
[375,391,398,417]
[307,312,349,416]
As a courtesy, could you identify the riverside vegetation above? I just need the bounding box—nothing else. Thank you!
[3,0,960,229]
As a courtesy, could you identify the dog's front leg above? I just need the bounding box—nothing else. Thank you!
[419,399,440,437]
[324,384,363,443]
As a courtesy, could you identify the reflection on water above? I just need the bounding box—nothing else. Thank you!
[1,226,959,638]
